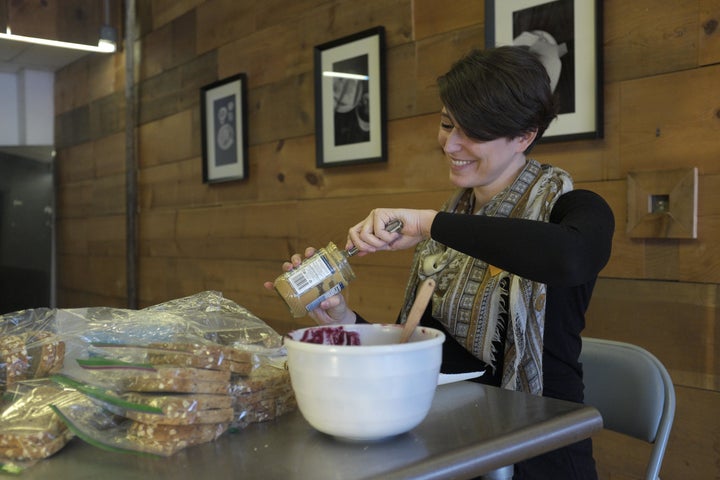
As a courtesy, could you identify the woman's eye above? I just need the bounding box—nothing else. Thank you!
[440,122,453,130]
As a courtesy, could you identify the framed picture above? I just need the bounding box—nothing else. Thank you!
[200,73,249,183]
[314,26,387,168]
[485,0,603,142]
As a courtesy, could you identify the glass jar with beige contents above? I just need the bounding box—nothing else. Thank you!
[273,220,402,317]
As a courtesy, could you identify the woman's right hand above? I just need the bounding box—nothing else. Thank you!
[263,247,357,325]
[346,208,437,256]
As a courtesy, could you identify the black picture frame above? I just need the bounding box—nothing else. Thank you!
[200,73,249,183]
[485,0,603,143]
[314,26,387,168]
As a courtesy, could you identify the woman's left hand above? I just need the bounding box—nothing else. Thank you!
[263,247,357,325]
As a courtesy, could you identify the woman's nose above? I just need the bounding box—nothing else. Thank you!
[442,129,463,153]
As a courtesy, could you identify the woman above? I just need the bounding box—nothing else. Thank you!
[267,46,614,479]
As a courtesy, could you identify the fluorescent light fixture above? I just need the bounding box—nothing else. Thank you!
[323,71,369,80]
[0,26,117,53]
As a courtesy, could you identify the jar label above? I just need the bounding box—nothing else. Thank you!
[286,255,334,295]
[305,283,345,312]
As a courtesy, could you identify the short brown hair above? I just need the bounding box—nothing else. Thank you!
[437,46,558,151]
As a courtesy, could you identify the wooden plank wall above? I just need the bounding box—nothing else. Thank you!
[51,0,720,478]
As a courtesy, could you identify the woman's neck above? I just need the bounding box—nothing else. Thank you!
[472,156,528,207]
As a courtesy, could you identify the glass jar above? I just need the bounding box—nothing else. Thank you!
[273,242,356,318]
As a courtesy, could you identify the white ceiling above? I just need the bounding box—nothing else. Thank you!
[0,38,90,73]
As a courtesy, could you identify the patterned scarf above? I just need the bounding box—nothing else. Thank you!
[399,159,573,395]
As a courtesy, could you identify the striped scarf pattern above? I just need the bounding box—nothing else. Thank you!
[399,160,573,395]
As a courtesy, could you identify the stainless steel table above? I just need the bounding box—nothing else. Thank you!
[19,381,602,479]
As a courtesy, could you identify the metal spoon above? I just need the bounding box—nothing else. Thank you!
[399,278,436,343]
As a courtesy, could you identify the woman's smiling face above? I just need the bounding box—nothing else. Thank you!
[437,108,535,201]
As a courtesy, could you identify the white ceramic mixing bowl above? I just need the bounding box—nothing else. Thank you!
[284,323,445,441]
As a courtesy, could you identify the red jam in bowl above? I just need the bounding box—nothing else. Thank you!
[298,326,361,345]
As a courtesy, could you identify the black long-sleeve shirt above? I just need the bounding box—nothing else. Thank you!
[427,188,614,403]
[355,189,613,479]
[357,189,614,404]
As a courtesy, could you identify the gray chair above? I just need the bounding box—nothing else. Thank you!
[580,337,676,480]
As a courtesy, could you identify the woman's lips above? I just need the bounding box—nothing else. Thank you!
[450,159,474,169]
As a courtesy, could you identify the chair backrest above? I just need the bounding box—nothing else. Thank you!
[580,337,676,480]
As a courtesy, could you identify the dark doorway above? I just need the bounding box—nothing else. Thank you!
[0,147,55,314]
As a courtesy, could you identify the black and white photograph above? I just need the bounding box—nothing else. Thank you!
[200,73,249,183]
[486,0,602,142]
[314,27,386,167]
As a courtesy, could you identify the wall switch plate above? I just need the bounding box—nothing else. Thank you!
[627,167,698,239]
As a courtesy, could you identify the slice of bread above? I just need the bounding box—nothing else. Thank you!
[148,342,252,364]
[229,364,290,394]
[125,406,234,426]
[122,366,231,394]
[228,364,296,429]
[123,377,230,395]
[0,430,73,461]
[126,421,228,456]
[26,331,66,378]
[147,352,253,375]
[0,335,29,389]
[0,385,74,460]
[122,392,233,413]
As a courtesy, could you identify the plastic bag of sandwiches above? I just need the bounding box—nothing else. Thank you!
[0,380,79,472]
[47,374,229,457]
[0,308,68,396]
[56,291,296,434]
[2,291,286,387]
[1,291,297,458]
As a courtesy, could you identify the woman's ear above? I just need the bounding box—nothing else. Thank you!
[516,129,538,153]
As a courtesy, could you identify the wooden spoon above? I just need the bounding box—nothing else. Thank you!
[399,278,436,343]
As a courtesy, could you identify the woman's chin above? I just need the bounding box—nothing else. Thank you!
[448,171,477,189]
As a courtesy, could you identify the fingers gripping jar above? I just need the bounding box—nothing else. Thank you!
[273,242,356,317]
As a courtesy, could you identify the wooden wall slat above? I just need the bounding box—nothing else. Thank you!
[217,23,297,90]
[57,216,126,257]
[414,0,485,41]
[86,54,124,104]
[619,64,720,173]
[58,253,126,298]
[317,0,412,49]
[138,52,217,125]
[7,0,59,40]
[56,289,127,309]
[138,110,196,167]
[254,0,331,32]
[89,91,126,138]
[251,114,452,203]
[699,1,720,66]
[54,59,91,115]
[150,0,203,31]
[195,0,255,55]
[94,132,126,177]
[604,0,699,83]
[140,10,197,81]
[386,42,418,119]
[585,278,720,390]
[55,105,91,148]
[8,0,103,45]
[57,174,126,218]
[56,141,95,183]
[414,26,484,115]
[249,74,314,145]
